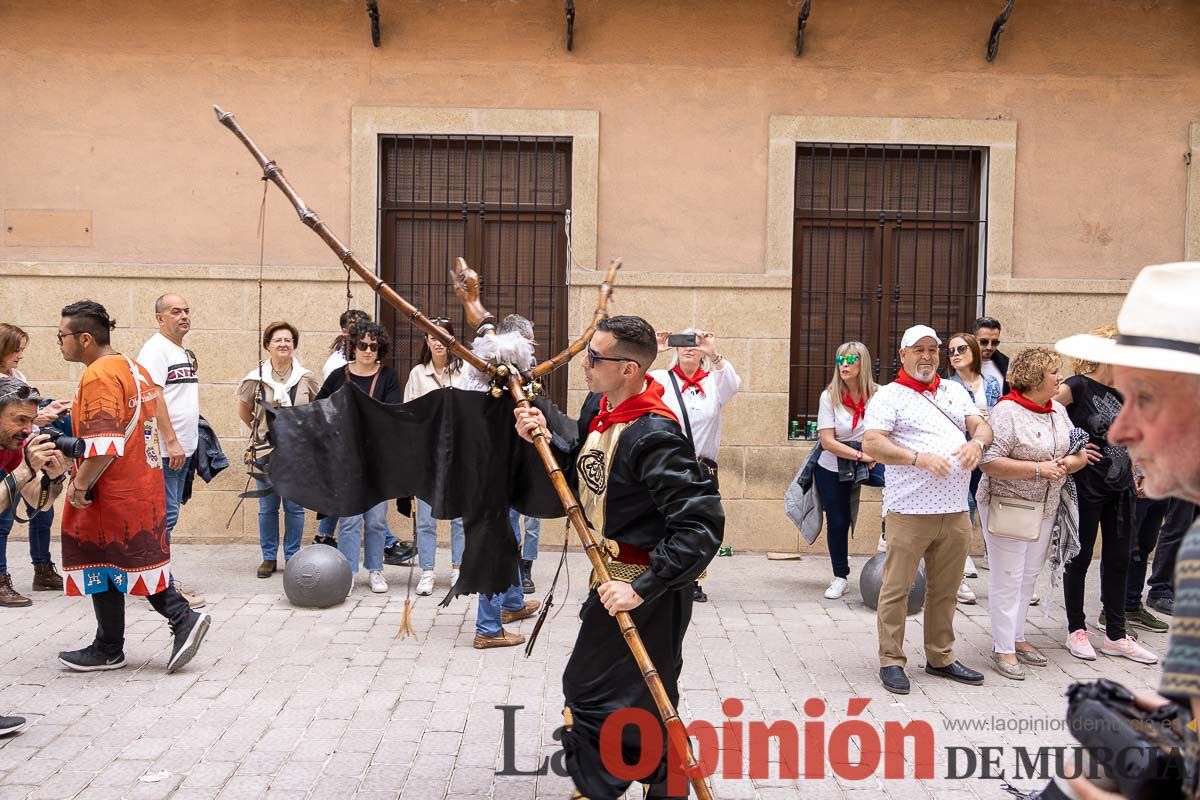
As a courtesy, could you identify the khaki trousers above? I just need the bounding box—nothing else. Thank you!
[877,511,971,669]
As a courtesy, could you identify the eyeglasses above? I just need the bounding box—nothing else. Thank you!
[356,341,379,352]
[977,339,1000,347]
[0,384,36,402]
[585,346,636,367]
[834,354,860,366]
[948,344,971,356]
[186,349,198,372]
[269,338,294,346]
[56,331,85,345]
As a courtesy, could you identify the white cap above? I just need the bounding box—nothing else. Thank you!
[900,325,942,348]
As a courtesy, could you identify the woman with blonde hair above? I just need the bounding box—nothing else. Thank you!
[815,341,884,599]
[1054,326,1157,665]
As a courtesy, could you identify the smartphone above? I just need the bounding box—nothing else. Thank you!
[667,333,697,348]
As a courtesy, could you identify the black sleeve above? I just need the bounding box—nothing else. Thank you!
[377,367,402,404]
[627,428,724,604]
[533,394,594,455]
[316,370,343,401]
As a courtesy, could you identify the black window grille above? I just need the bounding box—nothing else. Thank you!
[789,143,988,435]
[378,135,572,406]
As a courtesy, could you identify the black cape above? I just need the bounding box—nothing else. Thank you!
[263,383,564,601]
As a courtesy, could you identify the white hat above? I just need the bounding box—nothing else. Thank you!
[1056,262,1200,376]
[900,325,942,348]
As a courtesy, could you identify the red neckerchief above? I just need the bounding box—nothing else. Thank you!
[842,392,867,429]
[0,447,21,474]
[590,376,679,433]
[671,365,709,397]
[893,368,941,395]
[997,390,1054,414]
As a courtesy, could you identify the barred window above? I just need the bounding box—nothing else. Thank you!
[378,135,572,405]
[788,144,988,436]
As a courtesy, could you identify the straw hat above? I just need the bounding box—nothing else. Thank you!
[1056,262,1200,376]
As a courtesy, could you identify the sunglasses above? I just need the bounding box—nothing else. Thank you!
[186,349,199,373]
[430,317,450,326]
[356,341,379,352]
[834,354,860,366]
[977,339,1000,347]
[948,344,971,356]
[56,331,85,345]
[585,346,635,366]
[0,384,37,403]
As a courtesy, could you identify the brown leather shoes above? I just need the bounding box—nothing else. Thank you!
[256,560,277,579]
[32,563,64,592]
[473,628,526,649]
[501,599,541,625]
[0,574,32,608]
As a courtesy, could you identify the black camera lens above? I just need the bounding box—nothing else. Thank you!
[41,428,86,459]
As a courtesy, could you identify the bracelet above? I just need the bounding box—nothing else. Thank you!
[712,354,724,365]
[1036,462,1042,479]
[855,450,863,462]
[911,451,919,466]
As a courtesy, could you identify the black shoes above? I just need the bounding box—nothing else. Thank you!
[0,715,27,736]
[692,582,708,603]
[925,660,984,686]
[880,666,910,695]
[58,645,127,672]
[313,535,337,548]
[384,542,415,567]
[520,559,535,594]
[168,611,211,674]
[1148,595,1175,616]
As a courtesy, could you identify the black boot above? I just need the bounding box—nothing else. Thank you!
[520,559,535,594]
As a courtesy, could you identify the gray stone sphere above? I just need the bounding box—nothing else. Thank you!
[283,545,353,608]
[859,553,927,615]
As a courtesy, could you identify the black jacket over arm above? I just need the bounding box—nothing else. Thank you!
[538,392,724,603]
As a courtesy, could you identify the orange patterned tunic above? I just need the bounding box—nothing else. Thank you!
[61,354,170,596]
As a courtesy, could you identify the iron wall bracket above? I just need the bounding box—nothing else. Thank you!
[987,0,1014,62]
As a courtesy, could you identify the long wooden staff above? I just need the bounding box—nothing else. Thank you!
[214,107,712,799]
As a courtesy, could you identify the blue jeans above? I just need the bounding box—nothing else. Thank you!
[476,515,526,636]
[163,455,192,540]
[257,480,304,562]
[416,499,464,571]
[0,504,54,575]
[814,464,885,579]
[508,509,541,561]
[318,515,337,538]
[338,501,388,574]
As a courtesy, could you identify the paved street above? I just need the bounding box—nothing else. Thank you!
[0,544,1166,799]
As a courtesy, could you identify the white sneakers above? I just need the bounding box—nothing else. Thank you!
[963,556,978,579]
[368,570,388,594]
[416,570,435,596]
[1100,635,1158,665]
[1067,629,1097,660]
[824,577,849,600]
[956,581,977,605]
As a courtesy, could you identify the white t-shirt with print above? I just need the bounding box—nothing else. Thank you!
[136,332,199,456]
[864,379,981,516]
[981,358,1004,389]
[816,389,868,472]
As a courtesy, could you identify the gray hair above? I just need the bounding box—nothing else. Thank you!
[497,314,536,344]
[0,376,41,412]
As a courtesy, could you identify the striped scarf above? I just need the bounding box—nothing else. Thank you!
[1048,428,1091,587]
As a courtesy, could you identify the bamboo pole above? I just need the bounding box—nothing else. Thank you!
[214,106,711,798]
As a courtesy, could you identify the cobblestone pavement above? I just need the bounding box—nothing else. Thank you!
[0,544,1167,799]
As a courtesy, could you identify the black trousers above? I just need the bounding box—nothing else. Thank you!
[1065,487,1133,640]
[91,576,191,657]
[1126,498,1169,610]
[1148,499,1200,602]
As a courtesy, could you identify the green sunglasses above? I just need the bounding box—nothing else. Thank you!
[835,354,860,366]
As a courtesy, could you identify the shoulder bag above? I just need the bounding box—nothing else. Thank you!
[987,416,1057,542]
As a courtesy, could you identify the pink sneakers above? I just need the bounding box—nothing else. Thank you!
[1066,629,1096,660]
[1100,636,1159,665]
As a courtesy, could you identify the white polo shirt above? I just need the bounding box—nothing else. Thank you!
[649,363,742,462]
[864,379,980,516]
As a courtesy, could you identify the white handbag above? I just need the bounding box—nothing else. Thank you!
[987,490,1047,542]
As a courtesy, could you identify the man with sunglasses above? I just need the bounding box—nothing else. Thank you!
[137,293,204,608]
[0,376,69,736]
[975,316,1011,394]
[514,315,723,799]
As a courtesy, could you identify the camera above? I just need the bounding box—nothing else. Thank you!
[38,428,85,459]
[1024,679,1193,800]
[667,333,697,348]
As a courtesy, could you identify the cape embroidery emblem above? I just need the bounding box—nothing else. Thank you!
[579,449,607,495]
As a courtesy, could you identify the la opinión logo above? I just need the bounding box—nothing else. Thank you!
[496,697,936,792]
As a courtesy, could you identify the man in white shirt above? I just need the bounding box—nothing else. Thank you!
[137,294,202,608]
[863,325,993,695]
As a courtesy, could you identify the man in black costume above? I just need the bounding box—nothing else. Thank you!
[515,315,723,800]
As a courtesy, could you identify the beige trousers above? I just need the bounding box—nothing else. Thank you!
[877,511,971,669]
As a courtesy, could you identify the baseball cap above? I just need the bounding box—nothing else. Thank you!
[900,325,942,348]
